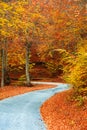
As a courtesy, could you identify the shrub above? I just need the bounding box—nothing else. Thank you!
[66,52,87,96]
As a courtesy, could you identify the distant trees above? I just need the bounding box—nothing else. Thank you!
[0,0,87,92]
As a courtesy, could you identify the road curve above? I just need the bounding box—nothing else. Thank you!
[0,82,69,130]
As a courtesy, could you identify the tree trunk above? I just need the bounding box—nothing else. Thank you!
[25,43,31,86]
[1,40,10,87]
[1,49,5,87]
[4,40,10,85]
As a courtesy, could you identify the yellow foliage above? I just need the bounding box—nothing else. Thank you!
[66,52,87,95]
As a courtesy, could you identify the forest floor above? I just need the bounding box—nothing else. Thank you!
[0,84,54,100]
[41,89,87,130]
[0,79,87,130]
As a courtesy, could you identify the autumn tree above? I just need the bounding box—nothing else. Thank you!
[0,2,12,87]
[15,1,48,86]
[0,1,25,87]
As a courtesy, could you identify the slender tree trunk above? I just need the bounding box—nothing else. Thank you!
[1,49,5,87]
[25,43,31,86]
[4,41,7,71]
[1,40,10,87]
[4,40,10,85]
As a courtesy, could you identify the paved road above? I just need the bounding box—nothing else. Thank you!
[0,82,69,130]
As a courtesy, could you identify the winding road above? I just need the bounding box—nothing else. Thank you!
[0,82,69,130]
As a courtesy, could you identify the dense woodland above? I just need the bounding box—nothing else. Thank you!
[0,0,87,102]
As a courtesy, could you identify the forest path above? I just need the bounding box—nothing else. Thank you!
[0,82,69,130]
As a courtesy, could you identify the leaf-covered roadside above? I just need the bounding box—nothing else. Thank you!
[41,89,87,130]
[0,84,55,100]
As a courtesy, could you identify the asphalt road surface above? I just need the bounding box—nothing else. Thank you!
[0,82,69,130]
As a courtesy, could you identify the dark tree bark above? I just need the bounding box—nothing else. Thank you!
[1,49,5,87]
[1,40,10,87]
[25,43,32,86]
[4,40,11,85]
